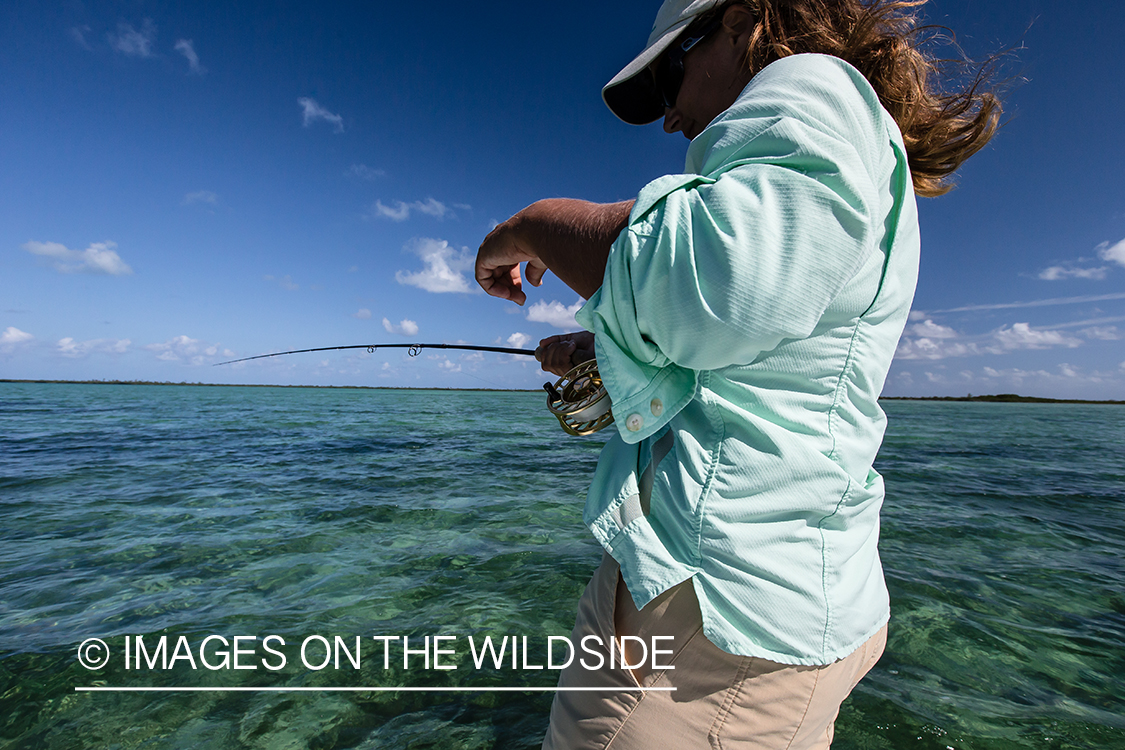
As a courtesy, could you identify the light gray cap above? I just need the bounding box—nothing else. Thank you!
[602,0,726,125]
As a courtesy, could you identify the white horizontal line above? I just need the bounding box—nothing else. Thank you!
[928,291,1125,314]
[75,686,675,693]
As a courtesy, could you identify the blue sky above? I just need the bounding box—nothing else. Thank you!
[2,0,1123,398]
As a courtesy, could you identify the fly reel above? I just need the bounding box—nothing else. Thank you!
[544,359,614,436]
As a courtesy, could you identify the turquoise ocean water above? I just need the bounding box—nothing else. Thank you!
[1,382,1122,749]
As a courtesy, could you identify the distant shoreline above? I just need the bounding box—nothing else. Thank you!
[881,394,1124,405]
[2,379,1122,404]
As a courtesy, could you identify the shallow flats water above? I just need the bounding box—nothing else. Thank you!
[1,383,1123,749]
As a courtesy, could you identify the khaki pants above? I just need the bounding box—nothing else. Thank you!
[543,554,886,750]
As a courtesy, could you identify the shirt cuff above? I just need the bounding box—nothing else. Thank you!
[587,324,697,443]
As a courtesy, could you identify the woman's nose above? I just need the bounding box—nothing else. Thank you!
[663,107,681,134]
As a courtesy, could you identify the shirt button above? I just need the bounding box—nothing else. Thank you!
[625,413,644,432]
[650,398,664,417]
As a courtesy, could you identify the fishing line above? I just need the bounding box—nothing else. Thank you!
[214,343,614,436]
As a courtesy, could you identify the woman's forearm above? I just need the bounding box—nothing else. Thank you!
[475,198,634,304]
[513,199,634,299]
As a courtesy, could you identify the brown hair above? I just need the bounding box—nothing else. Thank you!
[716,0,1003,197]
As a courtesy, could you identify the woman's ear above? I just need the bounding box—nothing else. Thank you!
[721,4,756,43]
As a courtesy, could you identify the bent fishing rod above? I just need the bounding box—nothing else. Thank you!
[214,342,614,436]
[215,342,534,366]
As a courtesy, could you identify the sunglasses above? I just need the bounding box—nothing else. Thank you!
[653,16,724,110]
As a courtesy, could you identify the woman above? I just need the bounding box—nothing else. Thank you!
[475,1,999,747]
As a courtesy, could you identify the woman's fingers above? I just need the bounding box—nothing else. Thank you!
[536,332,595,377]
[544,341,577,376]
[475,222,535,305]
[524,258,549,287]
[476,264,524,304]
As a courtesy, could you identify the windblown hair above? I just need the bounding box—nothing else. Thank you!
[716,0,1002,197]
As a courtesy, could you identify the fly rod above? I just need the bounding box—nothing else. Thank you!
[214,343,535,366]
[213,342,614,436]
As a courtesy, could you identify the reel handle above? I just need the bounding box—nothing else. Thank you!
[543,359,614,436]
[542,345,585,408]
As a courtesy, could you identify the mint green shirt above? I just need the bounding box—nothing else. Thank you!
[574,54,919,666]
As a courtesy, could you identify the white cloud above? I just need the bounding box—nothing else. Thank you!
[371,198,453,222]
[1079,326,1120,341]
[353,308,372,320]
[23,240,133,275]
[974,365,1119,388]
[174,39,205,74]
[438,358,461,373]
[57,337,131,358]
[70,26,92,50]
[1098,238,1125,267]
[144,335,231,365]
[182,190,218,206]
[395,238,475,293]
[1038,265,1108,281]
[1,327,34,353]
[264,274,298,291]
[907,319,958,339]
[891,319,972,359]
[1058,363,1080,378]
[418,199,456,217]
[1045,315,1125,330]
[527,299,584,329]
[895,337,975,360]
[349,164,385,180]
[896,321,973,360]
[298,97,344,133]
[1008,368,1054,380]
[1029,238,1124,282]
[1,327,33,345]
[994,323,1082,350]
[371,201,410,221]
[507,332,532,349]
[382,317,419,336]
[108,20,156,57]
[896,319,1086,360]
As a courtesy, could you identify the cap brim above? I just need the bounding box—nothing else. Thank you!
[602,19,694,125]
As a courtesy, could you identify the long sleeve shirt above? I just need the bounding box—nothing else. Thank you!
[574,53,920,665]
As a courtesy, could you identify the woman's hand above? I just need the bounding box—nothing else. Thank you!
[536,331,595,378]
[475,214,548,306]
